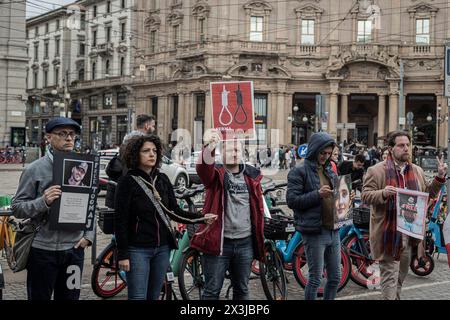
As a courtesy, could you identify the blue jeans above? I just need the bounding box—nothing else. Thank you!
[126,245,170,300]
[26,247,85,300]
[201,236,254,300]
[302,228,341,300]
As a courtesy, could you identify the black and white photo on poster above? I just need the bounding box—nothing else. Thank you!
[62,159,93,188]
[49,151,100,231]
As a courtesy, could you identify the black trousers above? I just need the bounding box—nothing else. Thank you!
[26,247,85,300]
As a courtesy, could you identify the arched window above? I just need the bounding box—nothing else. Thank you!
[120,57,125,76]
[78,68,85,81]
[105,60,110,76]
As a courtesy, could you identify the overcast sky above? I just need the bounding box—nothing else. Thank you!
[27,0,75,18]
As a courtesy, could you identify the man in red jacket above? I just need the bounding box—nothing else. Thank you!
[190,132,265,300]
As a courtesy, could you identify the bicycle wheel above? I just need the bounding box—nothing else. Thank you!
[259,242,287,300]
[343,233,377,288]
[410,253,435,276]
[178,248,204,300]
[293,243,351,297]
[91,243,127,299]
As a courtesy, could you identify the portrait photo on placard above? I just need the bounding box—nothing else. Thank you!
[62,159,93,188]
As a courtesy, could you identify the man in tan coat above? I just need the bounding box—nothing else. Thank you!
[362,131,447,300]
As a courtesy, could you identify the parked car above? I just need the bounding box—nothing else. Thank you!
[98,148,190,189]
[186,150,221,186]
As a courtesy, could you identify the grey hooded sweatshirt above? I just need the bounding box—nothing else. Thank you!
[12,152,95,251]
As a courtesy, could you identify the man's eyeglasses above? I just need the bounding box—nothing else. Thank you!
[53,131,79,140]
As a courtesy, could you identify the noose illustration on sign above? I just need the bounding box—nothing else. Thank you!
[219,85,233,126]
[234,84,248,124]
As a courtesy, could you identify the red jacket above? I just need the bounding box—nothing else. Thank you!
[190,148,265,261]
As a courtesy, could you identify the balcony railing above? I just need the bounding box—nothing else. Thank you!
[412,45,432,54]
[94,43,114,56]
[71,75,133,90]
[298,45,317,54]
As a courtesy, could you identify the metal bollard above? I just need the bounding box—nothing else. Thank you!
[91,231,97,265]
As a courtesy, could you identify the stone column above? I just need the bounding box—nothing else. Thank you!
[389,94,399,133]
[329,93,338,139]
[436,95,447,149]
[276,93,286,145]
[185,93,194,136]
[158,95,168,143]
[378,94,386,146]
[178,93,186,130]
[340,94,348,143]
[204,90,212,131]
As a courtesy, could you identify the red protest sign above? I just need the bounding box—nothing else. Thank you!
[210,81,256,140]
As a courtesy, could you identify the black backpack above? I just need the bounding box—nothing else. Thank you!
[104,155,125,209]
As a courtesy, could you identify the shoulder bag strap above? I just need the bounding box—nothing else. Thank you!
[131,175,174,232]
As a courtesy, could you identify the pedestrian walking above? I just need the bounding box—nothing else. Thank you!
[190,132,265,300]
[12,117,94,300]
[286,132,341,300]
[339,154,365,190]
[114,134,216,300]
[105,114,156,209]
[362,131,446,300]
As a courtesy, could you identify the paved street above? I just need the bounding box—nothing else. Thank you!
[1,164,449,300]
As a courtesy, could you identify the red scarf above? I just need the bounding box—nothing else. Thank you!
[384,153,419,260]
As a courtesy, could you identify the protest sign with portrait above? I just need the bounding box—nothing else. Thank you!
[333,174,353,229]
[49,151,100,231]
[396,188,429,240]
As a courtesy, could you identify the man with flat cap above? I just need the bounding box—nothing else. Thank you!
[66,161,89,187]
[12,117,95,300]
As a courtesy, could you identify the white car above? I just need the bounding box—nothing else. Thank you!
[98,148,189,189]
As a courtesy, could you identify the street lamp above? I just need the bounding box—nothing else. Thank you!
[293,104,299,112]
[426,113,433,122]
[302,115,309,122]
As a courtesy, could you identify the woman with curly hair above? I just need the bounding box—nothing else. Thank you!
[114,135,217,300]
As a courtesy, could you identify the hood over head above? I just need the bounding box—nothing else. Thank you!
[305,132,336,161]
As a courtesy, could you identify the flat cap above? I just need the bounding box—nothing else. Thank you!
[45,117,81,133]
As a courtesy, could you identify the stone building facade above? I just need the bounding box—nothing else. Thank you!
[26,4,86,145]
[132,0,450,149]
[0,0,27,147]
[70,0,137,149]
[25,0,136,150]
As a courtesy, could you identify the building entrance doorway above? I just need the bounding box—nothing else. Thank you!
[347,94,378,147]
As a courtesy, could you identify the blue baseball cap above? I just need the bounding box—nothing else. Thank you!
[45,117,81,134]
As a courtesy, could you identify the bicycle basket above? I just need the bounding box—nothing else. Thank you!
[352,207,370,229]
[264,214,295,240]
[98,209,115,234]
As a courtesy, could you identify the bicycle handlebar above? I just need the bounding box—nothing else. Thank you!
[174,185,205,200]
[263,182,287,195]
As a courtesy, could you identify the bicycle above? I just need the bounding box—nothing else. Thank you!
[91,181,205,300]
[339,205,378,289]
[410,185,448,276]
[0,209,14,300]
[259,183,352,299]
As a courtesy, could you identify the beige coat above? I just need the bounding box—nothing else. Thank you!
[362,161,443,261]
